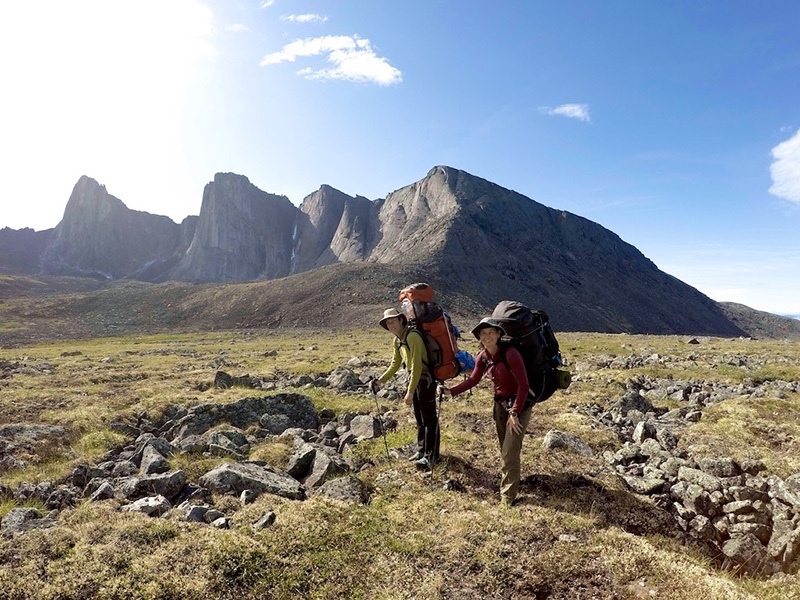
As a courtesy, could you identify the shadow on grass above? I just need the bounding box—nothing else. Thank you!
[517,472,679,538]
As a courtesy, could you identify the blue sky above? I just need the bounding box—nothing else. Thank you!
[1,1,799,316]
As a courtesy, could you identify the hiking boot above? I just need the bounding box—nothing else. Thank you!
[414,457,431,470]
[408,451,424,462]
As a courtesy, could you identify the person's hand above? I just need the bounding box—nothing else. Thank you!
[508,413,523,435]
[404,392,414,406]
[370,379,381,394]
[440,385,452,397]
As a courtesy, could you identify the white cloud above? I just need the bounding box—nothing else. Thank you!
[226,24,249,32]
[540,103,591,122]
[260,35,402,86]
[281,14,328,23]
[260,0,276,7]
[769,127,800,204]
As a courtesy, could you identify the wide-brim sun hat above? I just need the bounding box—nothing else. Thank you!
[379,308,405,330]
[471,317,507,339]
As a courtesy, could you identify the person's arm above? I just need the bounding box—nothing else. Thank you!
[378,340,402,384]
[448,352,487,396]
[403,331,426,404]
[506,347,530,415]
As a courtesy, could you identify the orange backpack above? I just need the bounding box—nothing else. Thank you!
[398,283,460,381]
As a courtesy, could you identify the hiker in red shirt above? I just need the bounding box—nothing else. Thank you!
[443,317,531,507]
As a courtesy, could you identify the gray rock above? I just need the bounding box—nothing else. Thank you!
[632,420,655,444]
[170,394,318,439]
[185,505,210,523]
[678,467,722,493]
[729,522,771,545]
[140,445,170,475]
[740,459,767,475]
[623,475,665,495]
[349,415,382,440]
[661,457,689,479]
[253,511,276,532]
[199,462,304,500]
[689,514,714,538]
[208,429,249,452]
[211,517,230,529]
[89,482,115,502]
[303,451,351,490]
[315,475,368,504]
[611,391,654,416]
[174,435,207,454]
[541,430,593,457]
[327,367,362,391]
[119,470,187,502]
[121,495,172,517]
[768,520,800,565]
[654,426,678,451]
[683,483,712,516]
[723,500,754,515]
[374,470,405,490]
[639,438,665,458]
[699,457,740,478]
[1,507,43,533]
[721,533,768,575]
[286,443,317,480]
[204,509,225,523]
[771,473,800,510]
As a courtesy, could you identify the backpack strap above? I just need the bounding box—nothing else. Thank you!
[398,328,430,369]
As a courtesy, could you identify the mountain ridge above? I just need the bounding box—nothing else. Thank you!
[0,165,766,337]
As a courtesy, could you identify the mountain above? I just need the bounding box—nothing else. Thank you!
[0,227,53,274]
[718,302,800,340]
[38,176,196,280]
[0,166,753,336]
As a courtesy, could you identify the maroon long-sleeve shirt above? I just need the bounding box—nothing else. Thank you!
[450,345,530,413]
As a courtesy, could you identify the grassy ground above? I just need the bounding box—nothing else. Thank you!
[1,330,800,599]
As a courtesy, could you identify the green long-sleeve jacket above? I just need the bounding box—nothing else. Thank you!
[378,328,428,394]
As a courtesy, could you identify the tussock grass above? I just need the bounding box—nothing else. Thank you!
[1,329,799,598]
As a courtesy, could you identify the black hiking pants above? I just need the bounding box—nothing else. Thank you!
[413,377,440,462]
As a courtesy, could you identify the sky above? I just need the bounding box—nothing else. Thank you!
[1,1,799,317]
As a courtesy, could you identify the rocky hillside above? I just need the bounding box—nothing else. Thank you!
[0,166,755,336]
[718,302,800,341]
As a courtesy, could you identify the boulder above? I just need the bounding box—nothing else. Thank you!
[541,430,593,457]
[327,367,362,391]
[303,451,351,490]
[121,495,172,517]
[315,475,368,504]
[119,470,187,502]
[199,462,304,500]
[349,415,382,440]
[140,445,170,475]
[721,533,768,575]
[286,443,317,480]
[678,467,722,493]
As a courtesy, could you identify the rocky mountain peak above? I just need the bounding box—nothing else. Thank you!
[170,173,297,282]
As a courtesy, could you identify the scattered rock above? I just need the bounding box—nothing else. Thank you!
[541,430,593,457]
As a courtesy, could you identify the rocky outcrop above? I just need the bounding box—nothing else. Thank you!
[291,185,376,273]
[576,374,800,575]
[171,173,296,282]
[41,176,190,280]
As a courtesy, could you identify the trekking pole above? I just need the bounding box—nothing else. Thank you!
[434,381,444,469]
[370,380,391,460]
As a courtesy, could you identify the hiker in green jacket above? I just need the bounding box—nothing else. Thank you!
[372,308,439,469]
